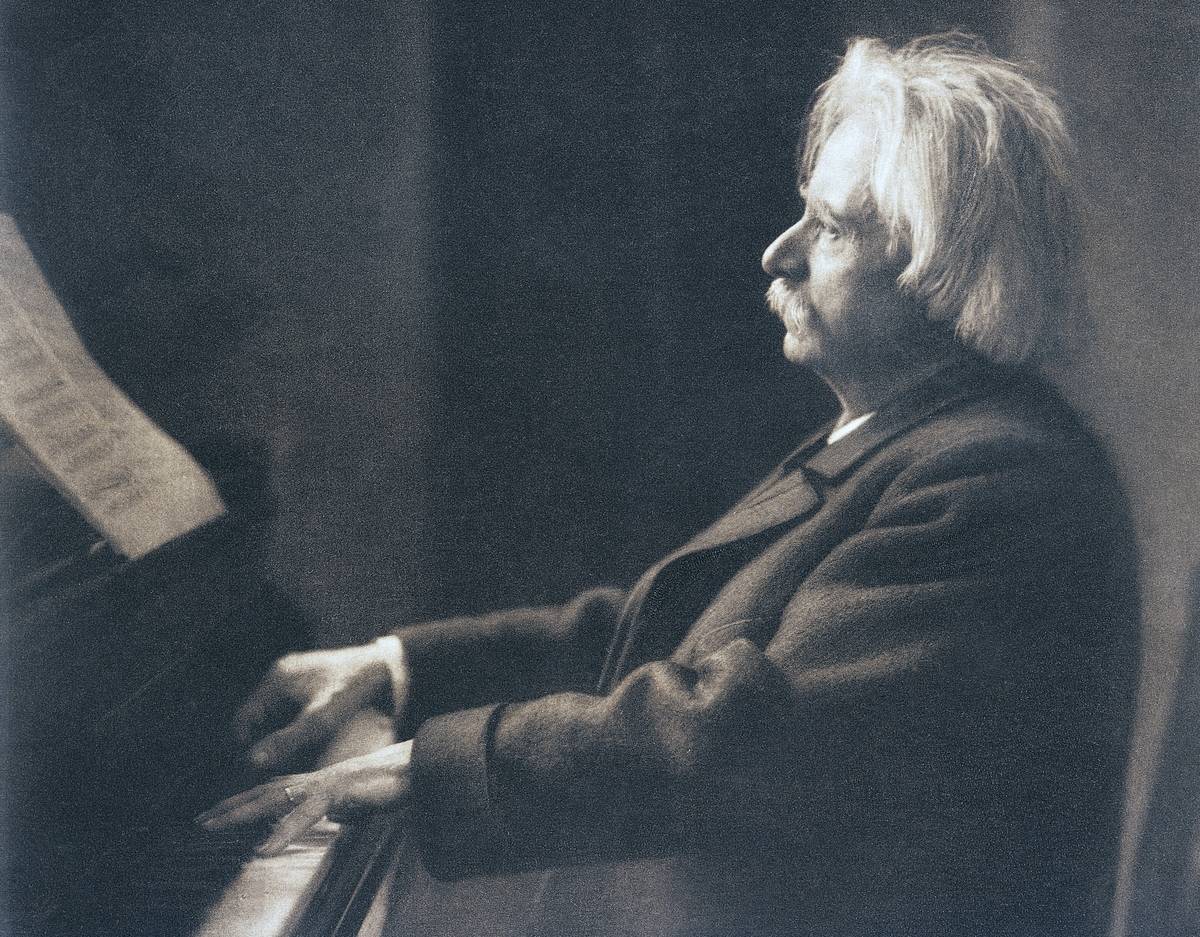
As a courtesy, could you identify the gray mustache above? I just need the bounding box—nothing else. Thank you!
[765,279,802,321]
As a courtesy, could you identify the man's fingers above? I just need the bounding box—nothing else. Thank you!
[196,781,295,830]
[234,671,293,745]
[199,741,412,853]
[256,799,328,857]
[196,784,271,823]
[234,699,268,746]
[248,707,336,769]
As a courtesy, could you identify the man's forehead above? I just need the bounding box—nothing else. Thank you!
[800,118,878,222]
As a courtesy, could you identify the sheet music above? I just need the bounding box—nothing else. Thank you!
[0,213,226,559]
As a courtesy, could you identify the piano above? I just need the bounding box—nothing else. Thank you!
[1,443,414,937]
[0,213,406,936]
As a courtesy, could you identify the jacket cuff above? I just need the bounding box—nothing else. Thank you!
[410,703,515,879]
[389,621,450,736]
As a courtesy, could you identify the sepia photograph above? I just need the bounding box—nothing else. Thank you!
[1,1,1197,935]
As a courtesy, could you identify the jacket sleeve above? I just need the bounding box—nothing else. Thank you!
[408,438,1135,880]
[392,586,627,732]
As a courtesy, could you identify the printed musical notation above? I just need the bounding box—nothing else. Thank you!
[0,214,226,558]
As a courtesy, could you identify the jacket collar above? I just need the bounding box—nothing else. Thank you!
[801,355,997,482]
[643,357,999,579]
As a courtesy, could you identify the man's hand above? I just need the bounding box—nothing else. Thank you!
[235,642,408,771]
[196,741,414,856]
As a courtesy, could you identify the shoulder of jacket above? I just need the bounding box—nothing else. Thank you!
[902,374,1091,460]
[864,378,1117,504]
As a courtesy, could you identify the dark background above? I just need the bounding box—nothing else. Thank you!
[1,1,1196,934]
[0,0,998,630]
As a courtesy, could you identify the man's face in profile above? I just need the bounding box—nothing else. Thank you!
[763,118,916,383]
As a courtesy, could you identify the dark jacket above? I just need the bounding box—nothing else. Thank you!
[396,358,1139,937]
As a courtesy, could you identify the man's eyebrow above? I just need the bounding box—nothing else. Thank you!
[797,184,869,228]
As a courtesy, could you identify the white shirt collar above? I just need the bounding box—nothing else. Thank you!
[826,411,874,445]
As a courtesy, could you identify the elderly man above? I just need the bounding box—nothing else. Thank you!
[201,34,1138,937]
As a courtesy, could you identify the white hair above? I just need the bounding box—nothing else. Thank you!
[800,33,1083,365]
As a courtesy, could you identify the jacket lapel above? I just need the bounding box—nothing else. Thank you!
[600,471,822,687]
[599,354,1000,689]
[674,472,821,558]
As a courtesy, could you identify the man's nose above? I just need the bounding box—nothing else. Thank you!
[761,220,808,279]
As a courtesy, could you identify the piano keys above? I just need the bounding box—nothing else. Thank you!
[193,813,404,937]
